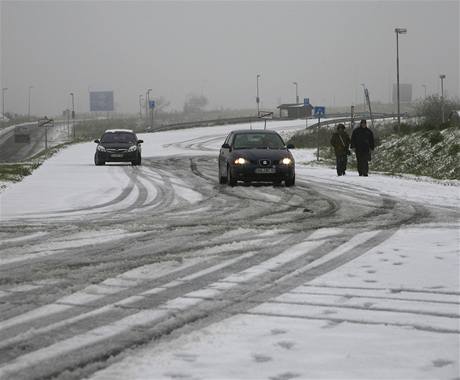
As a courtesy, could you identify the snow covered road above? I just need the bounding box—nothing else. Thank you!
[0,120,459,379]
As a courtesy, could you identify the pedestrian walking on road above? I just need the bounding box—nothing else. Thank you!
[330,123,351,176]
[351,119,374,176]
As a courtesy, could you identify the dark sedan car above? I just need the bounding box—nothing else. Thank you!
[218,130,295,186]
[94,129,143,166]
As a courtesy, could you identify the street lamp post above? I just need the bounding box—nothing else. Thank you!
[395,27,407,134]
[70,92,75,139]
[440,74,446,124]
[139,95,144,119]
[293,82,299,104]
[256,74,260,116]
[422,84,427,98]
[1,88,7,120]
[146,89,152,128]
[28,86,34,121]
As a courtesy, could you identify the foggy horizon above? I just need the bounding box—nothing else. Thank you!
[1,0,459,117]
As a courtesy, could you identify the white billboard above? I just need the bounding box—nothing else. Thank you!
[89,91,114,112]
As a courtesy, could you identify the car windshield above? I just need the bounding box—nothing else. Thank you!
[233,133,285,149]
[101,132,137,144]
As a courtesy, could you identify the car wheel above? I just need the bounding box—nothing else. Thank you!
[285,175,295,187]
[219,166,227,184]
[94,155,105,166]
[227,165,236,187]
[132,154,141,166]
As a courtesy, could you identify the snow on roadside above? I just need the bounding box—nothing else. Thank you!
[90,226,459,380]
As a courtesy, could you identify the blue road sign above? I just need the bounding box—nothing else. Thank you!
[314,106,326,116]
[303,98,310,107]
[149,100,155,109]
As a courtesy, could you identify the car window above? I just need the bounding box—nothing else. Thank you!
[233,133,285,149]
[101,132,137,144]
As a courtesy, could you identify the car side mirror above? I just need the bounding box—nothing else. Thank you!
[287,144,295,149]
[94,139,100,144]
[137,140,144,144]
[221,143,231,149]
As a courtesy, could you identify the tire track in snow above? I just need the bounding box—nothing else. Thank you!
[0,154,447,379]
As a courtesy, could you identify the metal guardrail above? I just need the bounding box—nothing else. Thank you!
[151,113,398,133]
[152,116,263,132]
[306,114,397,130]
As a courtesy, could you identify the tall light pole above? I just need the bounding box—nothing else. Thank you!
[70,92,75,139]
[256,74,260,116]
[395,27,407,134]
[1,88,7,120]
[139,95,144,118]
[146,89,152,127]
[28,86,34,120]
[440,74,446,124]
[293,82,299,104]
[422,84,427,98]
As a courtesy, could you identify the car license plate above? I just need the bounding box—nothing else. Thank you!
[255,168,276,174]
[111,154,123,158]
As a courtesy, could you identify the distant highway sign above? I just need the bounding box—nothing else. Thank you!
[90,91,114,112]
[314,106,326,116]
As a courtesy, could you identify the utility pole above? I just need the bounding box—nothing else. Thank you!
[146,89,152,127]
[28,86,34,121]
[395,27,407,134]
[422,84,427,98]
[293,82,299,103]
[70,92,75,139]
[1,88,7,120]
[440,74,446,124]
[139,95,144,119]
[256,74,260,116]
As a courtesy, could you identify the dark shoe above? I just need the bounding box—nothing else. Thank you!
[363,174,368,176]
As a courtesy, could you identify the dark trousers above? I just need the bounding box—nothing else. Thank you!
[335,154,348,175]
[356,152,370,176]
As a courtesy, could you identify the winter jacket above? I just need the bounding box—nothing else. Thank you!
[330,131,351,156]
[351,126,374,154]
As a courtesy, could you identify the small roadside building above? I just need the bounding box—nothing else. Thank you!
[277,103,313,119]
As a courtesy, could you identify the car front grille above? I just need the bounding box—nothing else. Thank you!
[106,148,128,153]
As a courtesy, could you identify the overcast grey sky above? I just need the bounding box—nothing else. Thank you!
[1,0,459,116]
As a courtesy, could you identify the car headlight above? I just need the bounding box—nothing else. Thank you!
[128,145,137,152]
[281,157,292,165]
[234,157,247,165]
[97,145,106,152]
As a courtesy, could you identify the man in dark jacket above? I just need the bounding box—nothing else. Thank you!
[330,123,351,176]
[351,119,374,176]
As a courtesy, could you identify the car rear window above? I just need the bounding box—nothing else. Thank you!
[233,133,285,149]
[101,132,137,143]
